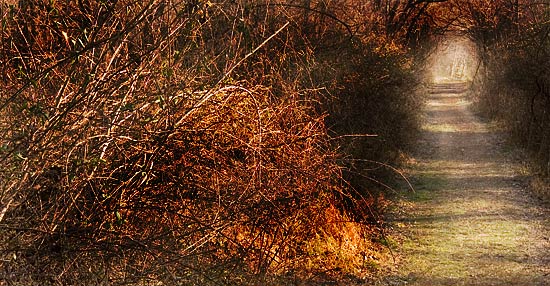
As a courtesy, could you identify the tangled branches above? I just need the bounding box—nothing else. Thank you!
[0,0,420,284]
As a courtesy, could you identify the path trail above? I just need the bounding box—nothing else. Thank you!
[382,82,550,286]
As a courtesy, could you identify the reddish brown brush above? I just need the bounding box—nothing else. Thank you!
[0,0,424,284]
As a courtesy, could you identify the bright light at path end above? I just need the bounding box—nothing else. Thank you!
[428,36,479,83]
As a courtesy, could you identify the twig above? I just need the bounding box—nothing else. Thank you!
[345,158,415,193]
[0,199,13,223]
[331,134,379,139]
[173,22,290,129]
[256,3,354,40]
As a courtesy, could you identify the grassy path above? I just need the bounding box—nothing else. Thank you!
[381,83,550,285]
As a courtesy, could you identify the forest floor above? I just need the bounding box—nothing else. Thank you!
[377,82,550,286]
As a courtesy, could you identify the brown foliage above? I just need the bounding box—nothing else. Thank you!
[0,0,421,284]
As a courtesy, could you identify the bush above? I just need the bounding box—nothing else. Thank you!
[467,2,550,176]
[0,0,420,284]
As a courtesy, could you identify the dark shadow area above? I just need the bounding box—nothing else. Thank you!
[412,175,529,190]
[413,132,506,161]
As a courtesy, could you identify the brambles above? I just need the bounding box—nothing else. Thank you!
[0,0,423,284]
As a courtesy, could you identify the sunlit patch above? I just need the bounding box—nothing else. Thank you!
[421,123,489,133]
[425,98,470,107]
[413,160,521,178]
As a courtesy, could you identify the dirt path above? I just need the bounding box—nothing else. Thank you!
[381,82,550,286]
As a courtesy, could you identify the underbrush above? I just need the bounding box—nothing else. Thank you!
[468,4,550,201]
[0,1,420,284]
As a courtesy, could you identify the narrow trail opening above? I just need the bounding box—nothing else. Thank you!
[381,81,550,285]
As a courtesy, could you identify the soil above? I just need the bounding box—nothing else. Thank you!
[379,82,550,286]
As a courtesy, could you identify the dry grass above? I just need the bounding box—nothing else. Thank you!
[530,177,550,205]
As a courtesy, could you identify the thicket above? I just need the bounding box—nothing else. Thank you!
[0,0,426,284]
[459,0,550,198]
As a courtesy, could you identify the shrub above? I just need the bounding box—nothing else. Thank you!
[0,0,420,284]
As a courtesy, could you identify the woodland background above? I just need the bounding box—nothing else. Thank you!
[0,0,548,284]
